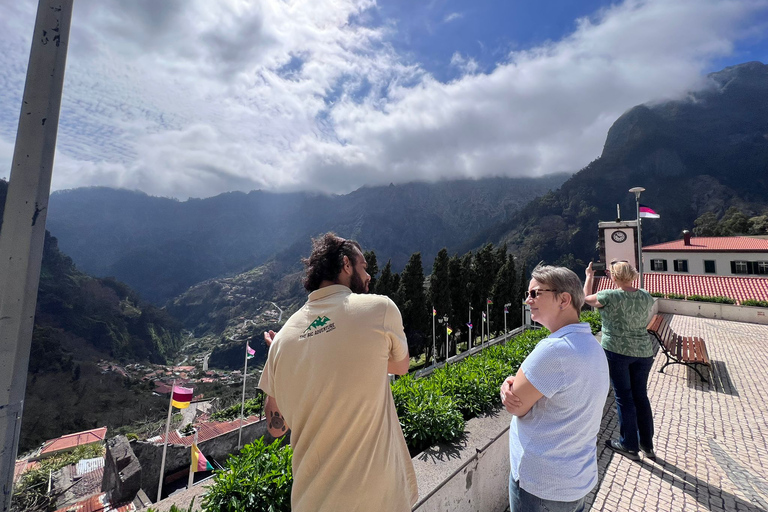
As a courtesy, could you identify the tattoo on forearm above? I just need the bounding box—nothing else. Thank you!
[269,410,286,432]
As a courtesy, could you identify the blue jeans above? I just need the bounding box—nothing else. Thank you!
[509,477,586,512]
[605,350,655,452]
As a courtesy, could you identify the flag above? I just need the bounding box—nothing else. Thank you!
[246,343,255,359]
[191,443,213,473]
[639,204,660,219]
[446,326,453,335]
[171,386,193,409]
[482,312,486,320]
[432,308,436,317]
[466,322,472,329]
[487,299,493,305]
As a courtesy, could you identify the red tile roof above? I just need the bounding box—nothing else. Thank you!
[13,459,39,484]
[40,427,108,457]
[592,273,768,304]
[644,236,768,252]
[147,415,261,446]
[53,492,135,512]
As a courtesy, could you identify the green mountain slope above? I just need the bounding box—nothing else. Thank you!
[485,61,768,269]
[46,175,568,304]
[0,179,184,450]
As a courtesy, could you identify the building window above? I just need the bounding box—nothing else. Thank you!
[704,260,716,274]
[651,259,667,271]
[732,261,748,274]
[758,261,768,275]
[673,260,688,272]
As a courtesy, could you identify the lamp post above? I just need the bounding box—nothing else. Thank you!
[629,187,646,288]
[504,303,511,338]
[443,315,449,361]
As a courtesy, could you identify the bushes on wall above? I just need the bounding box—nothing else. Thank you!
[742,299,768,307]
[685,295,736,304]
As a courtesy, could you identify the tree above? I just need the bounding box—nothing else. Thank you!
[448,254,468,354]
[397,253,429,360]
[748,214,768,235]
[428,249,451,360]
[693,211,718,236]
[719,206,750,235]
[376,259,395,298]
[363,250,379,292]
[491,254,519,331]
[474,244,499,337]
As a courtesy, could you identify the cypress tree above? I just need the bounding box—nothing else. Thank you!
[429,248,451,360]
[364,250,379,292]
[397,252,428,359]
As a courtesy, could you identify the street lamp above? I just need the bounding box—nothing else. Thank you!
[629,187,646,288]
[504,303,511,337]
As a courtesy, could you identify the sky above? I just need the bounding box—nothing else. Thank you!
[1,0,767,199]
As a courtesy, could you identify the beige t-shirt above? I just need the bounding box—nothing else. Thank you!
[258,285,418,512]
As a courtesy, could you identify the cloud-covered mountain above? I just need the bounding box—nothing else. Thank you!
[487,61,768,269]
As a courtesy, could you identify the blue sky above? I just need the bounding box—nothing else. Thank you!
[0,0,767,198]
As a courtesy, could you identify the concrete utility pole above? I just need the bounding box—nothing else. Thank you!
[0,2,74,510]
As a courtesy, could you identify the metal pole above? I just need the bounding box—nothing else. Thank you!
[637,204,644,289]
[431,307,436,365]
[504,309,507,338]
[467,304,472,350]
[187,430,198,489]
[445,325,449,363]
[486,302,490,345]
[0,3,73,510]
[157,380,176,502]
[238,344,249,449]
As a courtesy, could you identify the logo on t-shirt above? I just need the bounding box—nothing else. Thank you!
[300,315,336,339]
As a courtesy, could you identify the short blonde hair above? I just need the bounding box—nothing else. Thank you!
[610,261,638,284]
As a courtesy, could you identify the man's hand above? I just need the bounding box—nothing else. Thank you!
[264,330,277,347]
[500,376,523,414]
[585,261,595,279]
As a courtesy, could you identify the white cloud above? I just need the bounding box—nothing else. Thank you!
[1,0,767,198]
[444,12,464,23]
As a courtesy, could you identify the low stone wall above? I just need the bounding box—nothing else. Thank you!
[132,418,273,502]
[412,412,510,512]
[656,299,768,325]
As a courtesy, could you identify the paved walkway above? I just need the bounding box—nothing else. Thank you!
[587,315,768,512]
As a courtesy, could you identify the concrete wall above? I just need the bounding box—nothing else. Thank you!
[413,422,509,512]
[132,418,274,502]
[656,299,768,325]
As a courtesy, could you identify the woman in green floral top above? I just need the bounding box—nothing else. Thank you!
[584,260,656,461]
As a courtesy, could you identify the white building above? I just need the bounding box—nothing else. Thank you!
[643,233,768,277]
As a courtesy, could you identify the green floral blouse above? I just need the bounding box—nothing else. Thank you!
[596,288,655,358]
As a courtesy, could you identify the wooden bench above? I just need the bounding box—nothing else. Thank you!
[647,314,711,383]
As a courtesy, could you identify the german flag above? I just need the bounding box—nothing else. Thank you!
[171,386,193,409]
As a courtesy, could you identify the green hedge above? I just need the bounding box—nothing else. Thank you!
[685,295,736,304]
[650,292,665,298]
[742,299,768,307]
[210,397,263,421]
[391,327,548,453]
[203,438,292,512]
[579,310,602,334]
[666,293,685,300]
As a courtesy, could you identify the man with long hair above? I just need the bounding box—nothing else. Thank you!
[258,232,417,512]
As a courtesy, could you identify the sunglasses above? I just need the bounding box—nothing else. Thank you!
[524,289,557,300]
[609,259,628,266]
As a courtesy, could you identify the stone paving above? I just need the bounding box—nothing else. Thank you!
[586,315,768,512]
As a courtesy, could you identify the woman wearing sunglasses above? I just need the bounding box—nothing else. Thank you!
[584,260,656,461]
[500,265,609,512]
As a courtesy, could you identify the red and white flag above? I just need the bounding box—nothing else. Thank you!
[639,204,660,219]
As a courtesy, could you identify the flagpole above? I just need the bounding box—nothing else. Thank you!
[468,303,472,350]
[445,324,449,364]
[486,300,490,345]
[630,187,646,289]
[187,429,198,489]
[431,306,436,366]
[157,379,176,502]
[504,306,507,339]
[238,342,249,449]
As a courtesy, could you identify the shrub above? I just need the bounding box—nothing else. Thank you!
[579,310,602,334]
[392,374,465,454]
[202,438,292,512]
[210,397,263,421]
[742,299,768,307]
[666,293,685,300]
[650,292,664,298]
[686,295,736,304]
